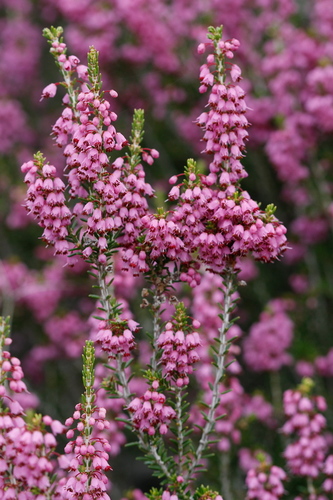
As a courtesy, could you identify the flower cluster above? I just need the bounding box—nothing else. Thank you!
[197,36,249,184]
[127,380,176,435]
[77,147,154,265]
[61,405,112,499]
[0,413,64,499]
[245,463,286,500]
[168,171,287,276]
[164,28,287,275]
[61,341,112,499]
[21,155,72,255]
[243,300,294,372]
[0,317,64,499]
[157,303,201,387]
[0,337,27,400]
[281,381,327,478]
[140,214,187,264]
[95,317,139,359]
[21,29,156,266]
[63,87,126,184]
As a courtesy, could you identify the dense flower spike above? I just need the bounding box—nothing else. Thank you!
[21,154,72,255]
[127,380,176,436]
[0,326,27,398]
[165,28,287,276]
[95,317,139,359]
[197,35,249,183]
[157,303,201,387]
[61,341,112,499]
[21,28,155,264]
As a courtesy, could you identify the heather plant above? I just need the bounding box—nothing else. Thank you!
[2,21,266,494]
[19,23,287,500]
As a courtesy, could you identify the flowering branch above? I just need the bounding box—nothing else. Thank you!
[19,22,289,500]
[62,341,113,499]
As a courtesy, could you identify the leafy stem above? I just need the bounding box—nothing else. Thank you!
[96,265,172,481]
[185,266,238,481]
[43,26,80,120]
[81,340,96,476]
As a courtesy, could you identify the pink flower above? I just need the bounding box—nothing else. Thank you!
[230,64,242,82]
[40,83,57,100]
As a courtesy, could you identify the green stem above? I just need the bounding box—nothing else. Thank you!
[97,262,133,401]
[220,451,233,500]
[61,68,80,120]
[81,341,95,479]
[307,476,316,497]
[97,261,114,318]
[150,443,174,481]
[270,370,282,415]
[185,268,236,482]
[175,387,185,475]
[150,289,164,372]
[0,262,15,322]
[0,317,10,410]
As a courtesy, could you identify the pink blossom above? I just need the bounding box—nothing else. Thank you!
[40,83,57,100]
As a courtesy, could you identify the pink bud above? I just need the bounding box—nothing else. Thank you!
[152,380,159,390]
[230,64,242,82]
[197,43,206,54]
[51,419,64,434]
[77,65,88,80]
[66,429,74,439]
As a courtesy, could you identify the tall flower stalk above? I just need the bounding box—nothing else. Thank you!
[62,341,113,499]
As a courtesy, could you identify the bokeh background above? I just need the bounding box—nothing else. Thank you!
[1,0,333,498]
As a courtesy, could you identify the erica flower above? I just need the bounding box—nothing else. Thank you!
[246,463,286,500]
[40,83,57,100]
[95,317,139,359]
[0,317,64,498]
[157,303,201,387]
[127,380,176,435]
[281,380,327,478]
[61,341,112,499]
[243,300,294,372]
[21,154,72,255]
